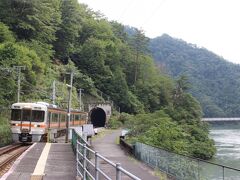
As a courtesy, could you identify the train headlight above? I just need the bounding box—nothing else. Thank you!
[34,124,37,127]
[16,123,19,126]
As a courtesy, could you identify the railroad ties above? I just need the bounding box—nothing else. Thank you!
[0,144,30,177]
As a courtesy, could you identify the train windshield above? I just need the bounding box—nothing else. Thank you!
[11,109,21,121]
[22,109,31,121]
[11,109,45,122]
[32,110,45,122]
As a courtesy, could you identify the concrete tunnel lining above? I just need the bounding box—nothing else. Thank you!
[90,107,106,127]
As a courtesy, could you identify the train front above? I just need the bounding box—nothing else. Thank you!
[10,102,48,142]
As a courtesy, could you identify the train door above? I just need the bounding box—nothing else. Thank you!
[20,108,32,142]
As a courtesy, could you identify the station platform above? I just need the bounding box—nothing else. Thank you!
[1,142,76,180]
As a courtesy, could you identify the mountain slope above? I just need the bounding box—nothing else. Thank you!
[150,34,240,117]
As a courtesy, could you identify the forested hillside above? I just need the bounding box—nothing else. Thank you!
[150,34,240,117]
[0,0,169,113]
[0,0,215,159]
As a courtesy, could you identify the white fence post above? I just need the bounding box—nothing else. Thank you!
[83,144,87,180]
[95,152,99,180]
[76,141,79,176]
[116,163,121,180]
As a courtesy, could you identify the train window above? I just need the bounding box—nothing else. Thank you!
[11,109,21,121]
[82,114,86,120]
[22,109,31,121]
[61,114,65,122]
[48,112,52,123]
[32,110,45,122]
[75,115,80,121]
[52,113,59,122]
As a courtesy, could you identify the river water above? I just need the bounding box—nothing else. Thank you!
[208,122,240,179]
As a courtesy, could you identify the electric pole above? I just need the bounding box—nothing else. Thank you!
[14,66,25,102]
[66,71,73,143]
[78,88,84,111]
[52,80,56,104]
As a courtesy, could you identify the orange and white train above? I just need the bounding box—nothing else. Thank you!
[10,102,87,142]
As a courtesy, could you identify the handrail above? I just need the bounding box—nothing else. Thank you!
[76,140,141,180]
[73,128,141,180]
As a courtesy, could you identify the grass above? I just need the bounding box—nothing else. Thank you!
[91,128,114,141]
[115,136,120,144]
[153,168,168,180]
[127,155,138,164]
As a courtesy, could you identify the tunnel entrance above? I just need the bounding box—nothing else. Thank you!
[90,107,106,127]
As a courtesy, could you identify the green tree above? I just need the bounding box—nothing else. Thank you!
[0,0,61,43]
[150,34,240,117]
[129,29,149,84]
[0,22,15,43]
[54,0,83,60]
[0,0,61,64]
[0,42,44,104]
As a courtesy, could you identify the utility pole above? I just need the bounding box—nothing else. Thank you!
[52,80,56,104]
[66,71,73,143]
[78,88,84,111]
[14,66,25,103]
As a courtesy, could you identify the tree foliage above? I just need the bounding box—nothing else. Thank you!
[150,34,240,117]
[0,22,15,43]
[0,1,215,159]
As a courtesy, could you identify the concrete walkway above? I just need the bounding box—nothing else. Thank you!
[92,129,159,180]
[2,143,76,180]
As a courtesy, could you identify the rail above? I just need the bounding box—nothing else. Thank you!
[0,144,22,156]
[72,128,141,180]
[0,145,30,171]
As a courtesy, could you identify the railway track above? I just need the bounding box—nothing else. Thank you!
[0,144,31,177]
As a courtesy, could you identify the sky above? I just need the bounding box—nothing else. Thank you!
[79,0,240,64]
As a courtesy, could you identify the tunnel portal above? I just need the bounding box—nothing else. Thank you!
[90,107,106,127]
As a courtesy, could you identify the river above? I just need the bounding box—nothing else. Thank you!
[208,122,240,179]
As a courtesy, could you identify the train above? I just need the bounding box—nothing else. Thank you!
[10,102,88,142]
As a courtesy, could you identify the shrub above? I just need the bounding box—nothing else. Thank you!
[0,116,12,146]
[108,116,123,129]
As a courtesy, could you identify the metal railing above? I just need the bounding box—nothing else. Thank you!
[72,128,141,180]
